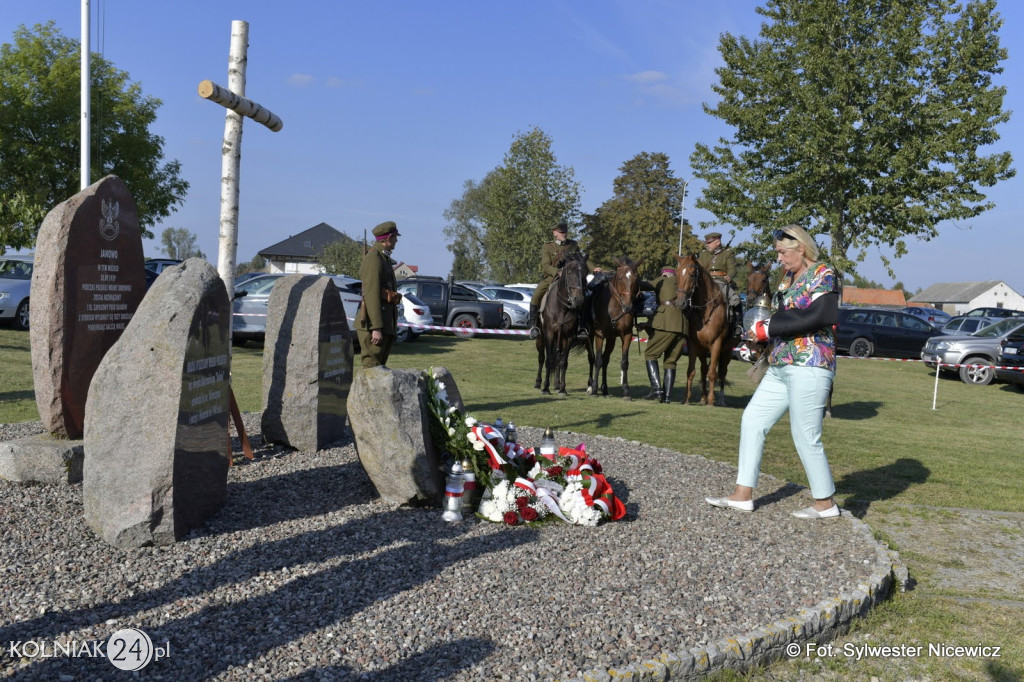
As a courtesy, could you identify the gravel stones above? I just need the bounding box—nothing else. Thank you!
[0,419,897,680]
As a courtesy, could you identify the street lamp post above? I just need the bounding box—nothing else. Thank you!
[677,179,690,256]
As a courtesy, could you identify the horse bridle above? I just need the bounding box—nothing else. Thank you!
[608,267,636,325]
[555,260,586,311]
[675,261,699,310]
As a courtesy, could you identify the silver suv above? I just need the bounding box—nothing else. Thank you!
[921,317,1024,385]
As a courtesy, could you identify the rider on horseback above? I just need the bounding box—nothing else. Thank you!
[529,222,600,339]
[698,231,744,338]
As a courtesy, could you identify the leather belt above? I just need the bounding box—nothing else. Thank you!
[709,270,728,276]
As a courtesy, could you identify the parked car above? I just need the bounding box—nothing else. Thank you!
[941,315,997,336]
[396,277,503,337]
[231,273,362,345]
[481,286,532,328]
[835,307,942,359]
[903,306,952,329]
[962,307,1024,319]
[456,282,524,330]
[144,258,183,274]
[921,317,1024,385]
[995,330,1024,390]
[396,291,432,342]
[0,255,33,330]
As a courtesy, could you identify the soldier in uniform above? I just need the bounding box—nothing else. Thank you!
[356,221,402,368]
[697,231,743,336]
[528,222,598,339]
[639,266,687,402]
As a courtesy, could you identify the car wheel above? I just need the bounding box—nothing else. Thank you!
[501,312,512,329]
[849,337,873,358]
[959,356,994,386]
[14,298,29,331]
[395,326,411,343]
[451,313,477,338]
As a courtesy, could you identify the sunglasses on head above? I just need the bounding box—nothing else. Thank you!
[772,229,795,241]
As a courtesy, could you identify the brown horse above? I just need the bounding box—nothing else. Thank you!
[535,252,588,395]
[745,261,771,304]
[674,253,738,406]
[585,256,644,398]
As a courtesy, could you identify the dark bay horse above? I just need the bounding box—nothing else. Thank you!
[535,252,588,395]
[674,253,738,406]
[585,256,644,398]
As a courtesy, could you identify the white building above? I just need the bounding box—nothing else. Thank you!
[909,281,1024,315]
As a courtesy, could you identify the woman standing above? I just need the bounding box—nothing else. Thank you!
[705,225,841,519]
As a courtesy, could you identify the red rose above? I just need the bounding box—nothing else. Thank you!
[591,461,603,474]
[515,496,529,509]
[521,507,539,522]
[546,466,563,476]
[503,511,519,525]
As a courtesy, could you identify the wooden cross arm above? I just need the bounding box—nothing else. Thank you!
[198,79,283,132]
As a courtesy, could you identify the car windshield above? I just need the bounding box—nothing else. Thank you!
[403,292,427,306]
[973,318,1024,338]
[0,260,33,279]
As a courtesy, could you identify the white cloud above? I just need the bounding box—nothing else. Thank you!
[287,73,315,87]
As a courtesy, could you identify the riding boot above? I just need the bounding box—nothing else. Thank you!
[528,304,540,339]
[643,360,663,401]
[660,368,675,404]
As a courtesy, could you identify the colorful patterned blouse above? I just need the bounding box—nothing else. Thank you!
[768,263,837,371]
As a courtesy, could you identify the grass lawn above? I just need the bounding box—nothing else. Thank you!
[2,327,1022,679]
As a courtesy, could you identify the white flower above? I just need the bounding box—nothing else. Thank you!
[447,427,455,436]
[528,462,542,479]
[447,406,458,415]
[465,416,478,427]
[473,441,485,451]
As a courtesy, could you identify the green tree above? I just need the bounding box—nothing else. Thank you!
[160,227,205,260]
[0,22,188,252]
[442,179,488,280]
[317,234,364,277]
[689,0,1014,278]
[444,127,581,283]
[582,152,695,278]
[236,253,268,276]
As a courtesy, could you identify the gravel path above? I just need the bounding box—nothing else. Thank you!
[1,418,886,681]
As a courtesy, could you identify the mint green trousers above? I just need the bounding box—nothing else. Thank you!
[736,364,836,499]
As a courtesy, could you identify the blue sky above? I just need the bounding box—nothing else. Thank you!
[4,0,1023,293]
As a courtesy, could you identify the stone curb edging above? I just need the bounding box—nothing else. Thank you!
[559,506,908,681]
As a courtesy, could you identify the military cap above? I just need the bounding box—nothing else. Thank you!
[661,265,676,274]
[553,222,568,234]
[372,221,401,239]
[704,231,722,241]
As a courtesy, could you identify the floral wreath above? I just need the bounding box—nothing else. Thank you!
[425,371,625,526]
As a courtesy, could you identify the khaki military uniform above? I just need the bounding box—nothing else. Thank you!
[698,245,742,314]
[643,273,687,368]
[531,239,587,308]
[356,241,399,368]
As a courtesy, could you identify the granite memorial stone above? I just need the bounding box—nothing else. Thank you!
[261,275,354,451]
[83,258,231,548]
[30,175,147,439]
[346,367,444,505]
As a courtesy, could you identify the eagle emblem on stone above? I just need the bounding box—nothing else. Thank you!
[99,198,120,241]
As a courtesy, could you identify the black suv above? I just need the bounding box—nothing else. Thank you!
[836,307,942,359]
[995,330,1024,389]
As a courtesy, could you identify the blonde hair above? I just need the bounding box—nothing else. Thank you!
[774,224,819,262]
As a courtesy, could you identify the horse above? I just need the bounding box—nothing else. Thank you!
[585,256,644,398]
[673,253,738,406]
[745,261,771,304]
[535,251,589,395]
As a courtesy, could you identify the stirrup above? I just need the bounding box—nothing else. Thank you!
[529,326,540,339]
[576,327,589,340]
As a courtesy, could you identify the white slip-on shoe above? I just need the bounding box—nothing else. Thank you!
[791,504,841,519]
[704,496,754,512]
